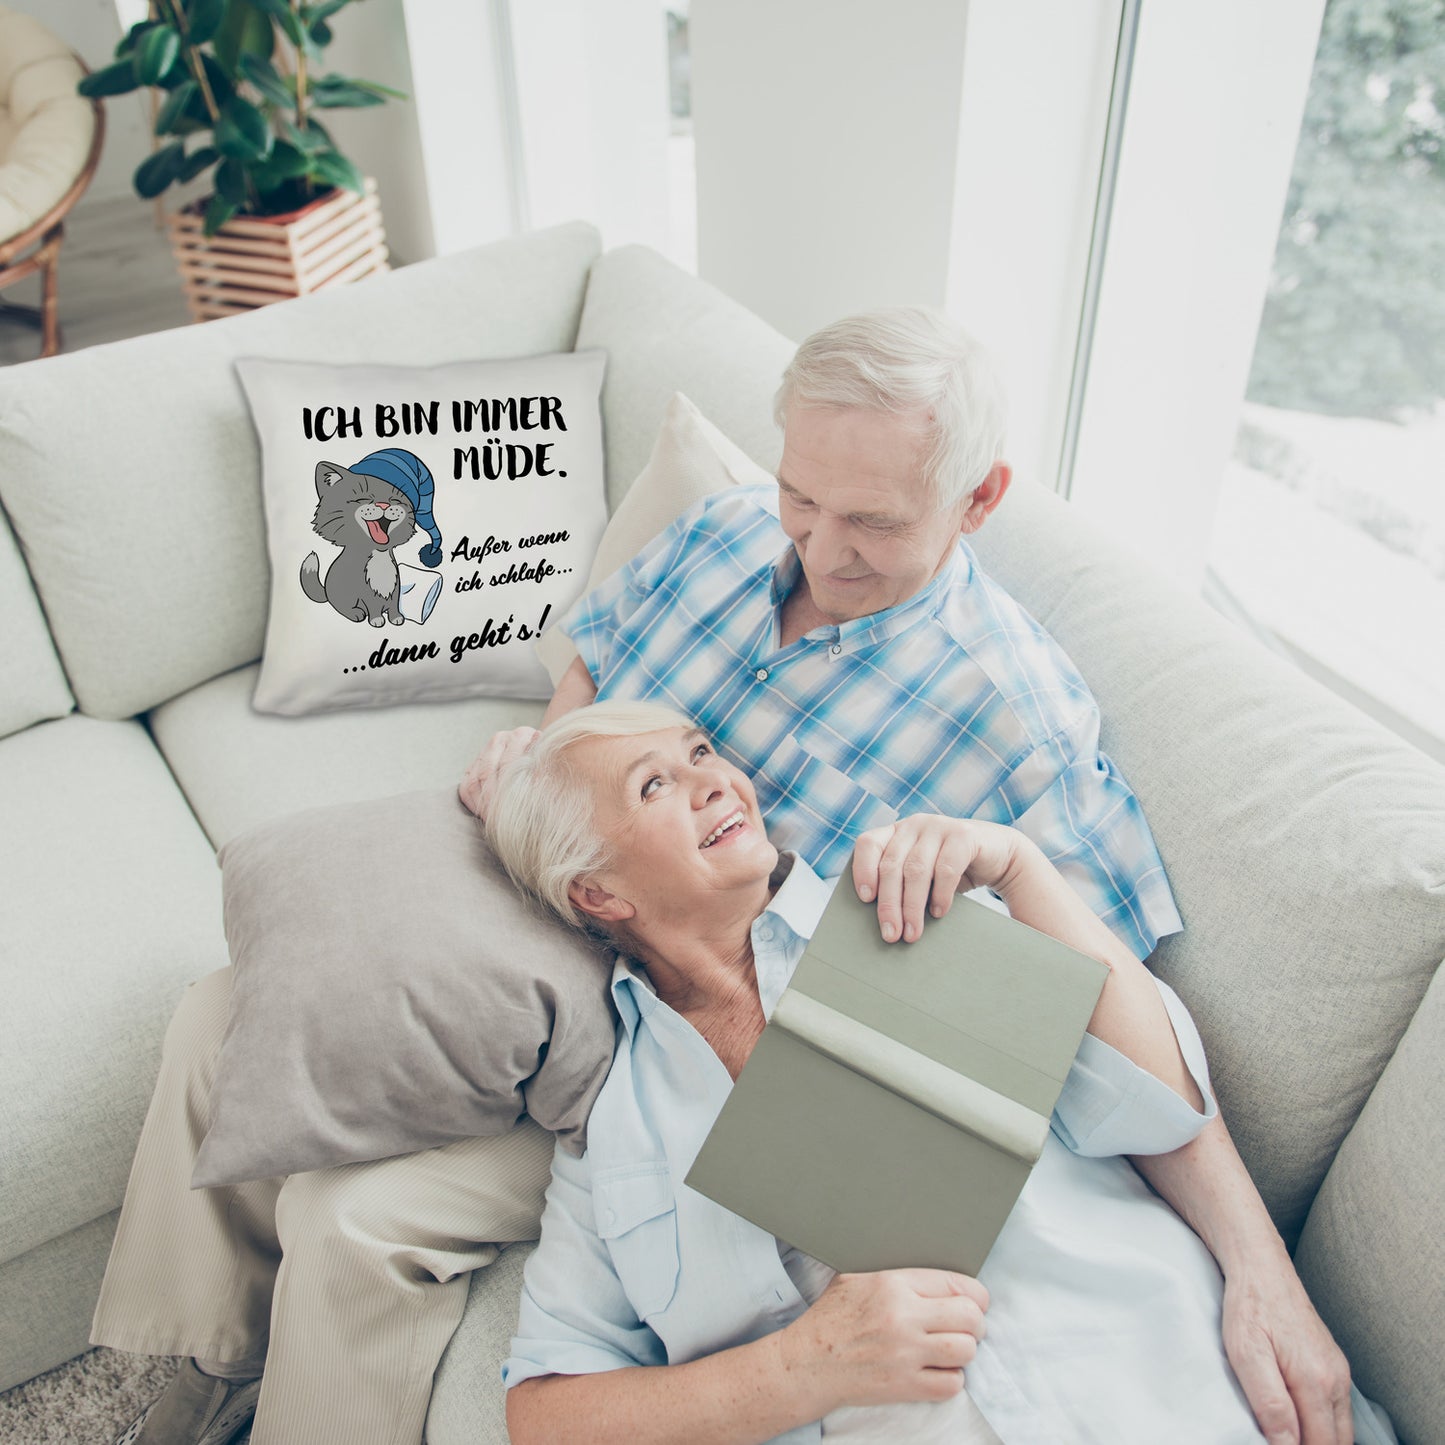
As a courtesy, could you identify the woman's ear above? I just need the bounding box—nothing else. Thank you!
[567,879,636,924]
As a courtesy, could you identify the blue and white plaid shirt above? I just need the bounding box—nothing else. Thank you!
[564,485,1181,959]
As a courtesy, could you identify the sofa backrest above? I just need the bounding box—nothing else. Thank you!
[0,500,71,738]
[0,222,602,721]
[971,478,1445,1244]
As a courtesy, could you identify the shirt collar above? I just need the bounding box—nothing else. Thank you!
[767,542,973,651]
[609,851,835,1037]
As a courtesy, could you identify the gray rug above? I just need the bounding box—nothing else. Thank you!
[0,1350,207,1445]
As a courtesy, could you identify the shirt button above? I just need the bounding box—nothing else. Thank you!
[755,668,769,681]
[830,644,842,655]
[756,924,773,943]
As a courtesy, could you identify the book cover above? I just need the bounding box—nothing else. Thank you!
[685,886,1109,1275]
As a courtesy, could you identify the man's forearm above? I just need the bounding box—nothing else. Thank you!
[542,653,600,726]
[1130,1110,1289,1275]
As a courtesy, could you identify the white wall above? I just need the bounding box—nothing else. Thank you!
[509,0,671,253]
[690,0,972,342]
[946,0,1121,495]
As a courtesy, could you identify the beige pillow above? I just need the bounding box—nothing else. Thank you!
[535,392,774,683]
[193,788,617,1187]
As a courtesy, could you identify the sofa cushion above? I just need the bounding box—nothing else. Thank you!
[967,478,1445,1244]
[0,221,601,721]
[0,1211,119,1394]
[0,715,227,1267]
[148,663,543,849]
[575,245,795,511]
[1295,958,1445,1445]
[0,501,71,738]
[236,351,608,716]
[427,1242,534,1445]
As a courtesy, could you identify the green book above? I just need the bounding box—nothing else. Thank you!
[684,886,1110,1276]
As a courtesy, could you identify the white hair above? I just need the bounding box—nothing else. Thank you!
[774,308,1008,510]
[487,700,696,932]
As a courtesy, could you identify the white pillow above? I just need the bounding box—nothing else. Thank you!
[535,391,775,683]
[238,352,608,715]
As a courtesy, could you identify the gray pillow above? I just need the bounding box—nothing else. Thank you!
[192,788,617,1188]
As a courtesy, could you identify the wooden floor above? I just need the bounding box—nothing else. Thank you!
[0,194,193,366]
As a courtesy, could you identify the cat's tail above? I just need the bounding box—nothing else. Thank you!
[300,552,327,603]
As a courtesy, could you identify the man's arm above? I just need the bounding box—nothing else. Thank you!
[543,654,599,724]
[1131,1121,1353,1445]
[459,657,598,820]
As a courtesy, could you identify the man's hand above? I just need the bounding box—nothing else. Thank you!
[851,815,1026,943]
[458,726,540,821]
[1221,1262,1353,1445]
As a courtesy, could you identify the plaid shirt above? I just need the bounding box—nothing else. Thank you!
[565,485,1181,959]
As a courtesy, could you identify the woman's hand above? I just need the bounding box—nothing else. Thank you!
[458,726,540,821]
[852,815,1029,942]
[778,1269,989,1412]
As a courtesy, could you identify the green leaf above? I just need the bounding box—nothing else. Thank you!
[215,95,274,160]
[80,59,143,98]
[308,18,332,47]
[239,53,295,107]
[350,78,408,101]
[247,0,306,45]
[199,53,236,107]
[203,193,239,235]
[186,0,227,47]
[134,25,181,86]
[302,0,351,23]
[309,75,384,109]
[215,156,249,204]
[281,115,332,153]
[133,142,186,199]
[154,80,199,135]
[115,20,156,59]
[214,0,275,75]
[309,148,363,194]
[178,145,220,182]
[263,139,312,178]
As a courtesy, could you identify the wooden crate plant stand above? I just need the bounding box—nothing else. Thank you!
[165,179,388,322]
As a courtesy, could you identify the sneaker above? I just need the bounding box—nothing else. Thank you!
[112,1359,262,1445]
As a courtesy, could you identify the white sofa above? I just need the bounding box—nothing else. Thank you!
[0,222,1441,1444]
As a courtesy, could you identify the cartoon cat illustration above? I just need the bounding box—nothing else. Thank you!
[300,450,443,626]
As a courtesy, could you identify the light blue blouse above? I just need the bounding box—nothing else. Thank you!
[504,858,1272,1443]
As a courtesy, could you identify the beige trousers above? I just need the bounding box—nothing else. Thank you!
[91,968,555,1445]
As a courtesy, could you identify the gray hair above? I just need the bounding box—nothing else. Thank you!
[774,308,1007,510]
[486,700,697,932]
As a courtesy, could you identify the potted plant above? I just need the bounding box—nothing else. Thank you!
[79,0,404,319]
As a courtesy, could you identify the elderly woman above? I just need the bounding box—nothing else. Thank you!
[486,700,1315,1445]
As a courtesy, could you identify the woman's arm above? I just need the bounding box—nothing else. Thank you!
[851,815,1202,1108]
[509,1269,987,1445]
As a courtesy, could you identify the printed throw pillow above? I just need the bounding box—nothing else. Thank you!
[238,352,608,716]
[535,391,775,684]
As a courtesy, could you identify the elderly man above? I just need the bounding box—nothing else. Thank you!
[462,309,1353,1445]
[95,310,1350,1445]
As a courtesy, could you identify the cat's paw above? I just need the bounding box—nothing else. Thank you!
[369,615,387,628]
[388,613,404,626]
